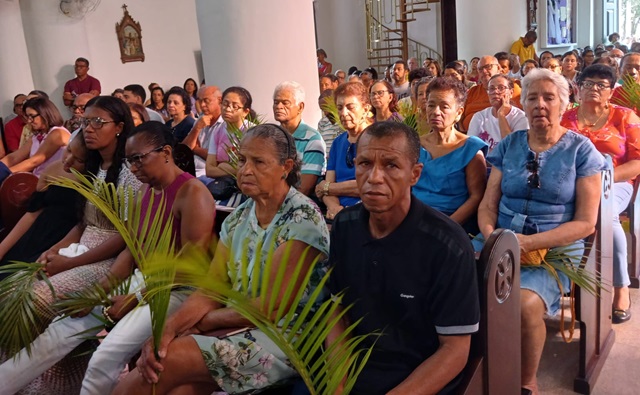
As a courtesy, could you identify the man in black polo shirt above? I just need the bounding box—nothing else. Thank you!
[327,121,480,394]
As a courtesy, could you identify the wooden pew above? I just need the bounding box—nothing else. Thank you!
[573,156,616,394]
[456,229,521,395]
[625,178,640,288]
[0,172,38,240]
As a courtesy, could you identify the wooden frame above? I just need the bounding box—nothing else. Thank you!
[115,5,145,64]
[539,0,577,48]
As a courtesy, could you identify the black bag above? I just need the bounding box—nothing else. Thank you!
[207,176,239,200]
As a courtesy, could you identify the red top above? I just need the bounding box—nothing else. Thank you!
[4,117,25,152]
[561,104,640,182]
[63,75,101,96]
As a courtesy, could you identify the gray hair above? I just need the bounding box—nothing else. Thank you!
[242,124,301,187]
[520,68,570,115]
[273,81,305,106]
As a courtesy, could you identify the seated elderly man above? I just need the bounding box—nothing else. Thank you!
[182,85,223,177]
[273,81,326,196]
[327,121,480,394]
[461,55,522,132]
[63,93,94,134]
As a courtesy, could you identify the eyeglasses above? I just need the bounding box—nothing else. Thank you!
[13,102,25,110]
[25,113,41,122]
[70,105,86,112]
[579,80,611,90]
[81,117,116,129]
[370,90,389,97]
[123,146,164,168]
[221,101,244,112]
[487,86,509,94]
[479,64,498,71]
[345,142,356,168]
[526,152,541,189]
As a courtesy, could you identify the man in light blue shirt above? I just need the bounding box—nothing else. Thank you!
[273,81,326,196]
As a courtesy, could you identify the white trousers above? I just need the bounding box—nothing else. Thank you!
[0,278,187,395]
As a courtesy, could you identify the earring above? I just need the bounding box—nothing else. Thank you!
[605,101,610,109]
[282,173,287,180]
[165,157,169,164]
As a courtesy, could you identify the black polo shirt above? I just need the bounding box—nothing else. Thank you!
[329,196,480,394]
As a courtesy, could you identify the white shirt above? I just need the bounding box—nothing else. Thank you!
[194,115,224,177]
[467,106,529,152]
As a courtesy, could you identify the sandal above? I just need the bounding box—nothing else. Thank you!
[612,298,632,324]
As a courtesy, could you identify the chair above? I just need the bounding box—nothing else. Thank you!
[0,172,38,240]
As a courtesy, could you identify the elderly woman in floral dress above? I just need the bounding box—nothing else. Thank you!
[113,123,330,395]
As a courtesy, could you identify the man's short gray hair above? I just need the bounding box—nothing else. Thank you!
[520,68,570,115]
[274,81,305,106]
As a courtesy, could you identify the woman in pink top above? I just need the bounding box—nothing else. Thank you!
[1,97,70,176]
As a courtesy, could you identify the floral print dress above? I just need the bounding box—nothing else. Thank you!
[192,187,330,393]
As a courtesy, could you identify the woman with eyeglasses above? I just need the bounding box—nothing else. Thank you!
[0,121,216,394]
[468,74,529,152]
[0,97,70,177]
[478,69,606,393]
[560,64,640,324]
[316,82,373,220]
[165,86,195,143]
[200,87,253,205]
[369,80,401,123]
[413,77,487,233]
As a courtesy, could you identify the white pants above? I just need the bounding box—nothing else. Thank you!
[0,273,187,395]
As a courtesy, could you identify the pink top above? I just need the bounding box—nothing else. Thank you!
[30,126,71,177]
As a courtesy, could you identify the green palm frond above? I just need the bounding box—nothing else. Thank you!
[320,96,345,131]
[616,74,640,110]
[0,262,53,357]
[143,239,378,395]
[226,114,265,172]
[49,172,178,357]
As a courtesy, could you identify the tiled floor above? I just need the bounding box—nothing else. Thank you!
[538,287,639,394]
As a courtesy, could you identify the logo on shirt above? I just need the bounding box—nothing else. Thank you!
[400,293,415,299]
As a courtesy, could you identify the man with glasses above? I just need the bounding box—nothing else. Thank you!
[182,85,223,178]
[64,93,94,135]
[272,81,326,196]
[3,94,27,152]
[612,53,640,114]
[461,55,522,132]
[63,57,101,107]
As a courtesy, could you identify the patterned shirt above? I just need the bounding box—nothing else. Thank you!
[292,121,326,176]
[317,116,343,157]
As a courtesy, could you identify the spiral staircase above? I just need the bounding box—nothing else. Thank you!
[365,0,443,74]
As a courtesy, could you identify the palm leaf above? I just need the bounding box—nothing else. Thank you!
[143,237,378,395]
[320,96,345,131]
[225,114,265,172]
[0,262,54,358]
[49,172,178,357]
[616,74,640,111]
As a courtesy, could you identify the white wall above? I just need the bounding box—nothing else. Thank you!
[314,0,369,72]
[83,1,202,96]
[456,0,528,62]
[407,3,442,57]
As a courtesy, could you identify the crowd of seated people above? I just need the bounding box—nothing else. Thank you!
[0,39,639,395]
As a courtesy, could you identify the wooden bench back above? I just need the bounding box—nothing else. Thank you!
[0,172,38,240]
[457,229,521,394]
[627,177,640,288]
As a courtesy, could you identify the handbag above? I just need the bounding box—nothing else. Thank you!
[207,176,239,201]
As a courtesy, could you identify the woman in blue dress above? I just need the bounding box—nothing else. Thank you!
[478,68,605,394]
[413,77,488,233]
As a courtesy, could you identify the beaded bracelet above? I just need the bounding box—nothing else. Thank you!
[102,305,116,327]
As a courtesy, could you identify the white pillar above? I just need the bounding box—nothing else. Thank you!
[195,0,321,126]
[0,0,34,117]
[456,0,528,61]
[20,0,92,112]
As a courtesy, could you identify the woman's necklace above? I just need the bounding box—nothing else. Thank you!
[579,106,607,128]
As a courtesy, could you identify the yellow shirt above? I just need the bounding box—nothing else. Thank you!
[510,38,536,64]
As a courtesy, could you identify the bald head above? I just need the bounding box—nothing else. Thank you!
[198,85,222,117]
[71,93,94,118]
[478,56,500,86]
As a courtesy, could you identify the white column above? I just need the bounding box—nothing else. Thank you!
[195,0,321,126]
[20,0,92,112]
[456,0,528,61]
[0,0,34,117]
